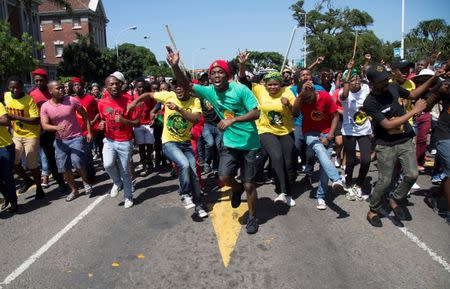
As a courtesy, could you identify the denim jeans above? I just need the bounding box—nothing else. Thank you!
[162,141,201,204]
[294,125,315,175]
[305,132,341,199]
[202,123,223,164]
[0,144,17,205]
[103,139,133,200]
[40,147,49,176]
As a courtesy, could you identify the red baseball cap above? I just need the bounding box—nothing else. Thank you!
[208,60,230,77]
[71,77,85,84]
[31,68,48,76]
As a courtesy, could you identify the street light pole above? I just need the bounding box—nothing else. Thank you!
[115,26,138,58]
[400,0,405,59]
[144,35,150,49]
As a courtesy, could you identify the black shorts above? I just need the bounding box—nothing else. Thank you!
[219,146,257,183]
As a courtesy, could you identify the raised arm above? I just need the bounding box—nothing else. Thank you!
[340,59,355,101]
[307,56,324,70]
[237,50,252,89]
[166,46,193,92]
[127,92,155,113]
[409,69,445,100]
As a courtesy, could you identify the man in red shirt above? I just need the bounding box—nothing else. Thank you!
[29,68,66,193]
[293,81,346,210]
[72,77,99,182]
[98,74,139,208]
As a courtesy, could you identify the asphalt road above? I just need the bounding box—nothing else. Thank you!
[0,156,449,289]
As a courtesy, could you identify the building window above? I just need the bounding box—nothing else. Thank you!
[72,17,81,29]
[55,44,63,57]
[53,19,61,30]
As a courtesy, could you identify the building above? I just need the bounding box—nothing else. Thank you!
[39,0,108,78]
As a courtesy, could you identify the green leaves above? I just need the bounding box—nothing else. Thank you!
[0,20,40,82]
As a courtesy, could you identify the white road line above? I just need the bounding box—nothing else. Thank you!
[0,195,107,285]
[398,227,450,273]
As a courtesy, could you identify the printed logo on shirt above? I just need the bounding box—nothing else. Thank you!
[311,110,324,121]
[204,100,213,110]
[353,110,368,126]
[167,113,188,136]
[268,111,283,126]
[223,110,235,119]
[7,107,25,130]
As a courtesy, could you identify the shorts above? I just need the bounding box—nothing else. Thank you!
[219,146,257,183]
[13,136,40,169]
[134,125,155,145]
[54,137,85,173]
[436,139,450,177]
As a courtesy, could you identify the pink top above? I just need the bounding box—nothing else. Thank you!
[40,96,83,140]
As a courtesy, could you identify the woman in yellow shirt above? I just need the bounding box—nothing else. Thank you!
[238,52,297,206]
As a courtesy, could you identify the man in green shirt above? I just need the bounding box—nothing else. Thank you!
[166,46,261,234]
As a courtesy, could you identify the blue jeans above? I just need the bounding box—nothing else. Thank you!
[305,132,341,199]
[0,144,17,205]
[202,123,223,164]
[162,141,201,204]
[40,147,49,176]
[103,139,133,200]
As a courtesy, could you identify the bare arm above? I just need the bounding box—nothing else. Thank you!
[217,108,259,131]
[379,99,427,130]
[340,59,355,101]
[0,114,10,126]
[166,102,200,124]
[75,106,93,141]
[409,72,443,100]
[166,46,193,93]
[9,114,39,124]
[127,92,155,113]
[307,56,324,70]
[41,115,63,132]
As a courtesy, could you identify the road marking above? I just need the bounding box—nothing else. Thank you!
[398,227,450,273]
[0,195,107,285]
[208,187,248,268]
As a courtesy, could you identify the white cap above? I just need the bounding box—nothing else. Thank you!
[110,71,126,83]
[418,68,435,76]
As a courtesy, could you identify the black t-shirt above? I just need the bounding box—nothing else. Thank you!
[363,82,415,146]
[200,97,220,124]
[434,93,450,141]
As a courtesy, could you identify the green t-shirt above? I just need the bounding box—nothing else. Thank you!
[193,82,260,150]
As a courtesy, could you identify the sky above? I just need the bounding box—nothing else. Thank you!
[103,0,450,69]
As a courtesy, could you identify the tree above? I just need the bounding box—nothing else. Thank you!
[290,1,386,70]
[239,51,284,72]
[406,19,450,62]
[144,61,174,78]
[0,20,40,83]
[57,36,115,83]
[117,43,158,81]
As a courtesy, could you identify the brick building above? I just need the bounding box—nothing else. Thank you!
[39,0,108,78]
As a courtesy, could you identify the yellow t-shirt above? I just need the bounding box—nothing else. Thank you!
[154,91,202,143]
[390,79,416,125]
[252,83,295,135]
[0,102,13,148]
[4,92,40,139]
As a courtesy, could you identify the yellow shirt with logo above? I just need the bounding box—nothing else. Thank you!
[251,83,295,135]
[153,91,202,144]
[390,79,416,125]
[0,102,13,148]
[4,92,40,139]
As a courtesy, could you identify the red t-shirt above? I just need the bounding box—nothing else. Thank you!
[98,93,135,141]
[133,92,156,125]
[29,87,52,110]
[73,94,98,136]
[301,90,337,134]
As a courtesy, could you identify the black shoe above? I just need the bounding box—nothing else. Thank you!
[18,180,34,194]
[202,164,212,175]
[1,201,10,212]
[7,203,19,214]
[303,176,312,187]
[35,187,46,200]
[391,205,412,221]
[231,185,243,208]
[367,212,382,227]
[246,216,259,234]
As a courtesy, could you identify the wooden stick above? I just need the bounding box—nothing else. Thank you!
[352,31,358,59]
[165,25,187,72]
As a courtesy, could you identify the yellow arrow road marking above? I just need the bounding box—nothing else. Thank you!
[208,187,248,268]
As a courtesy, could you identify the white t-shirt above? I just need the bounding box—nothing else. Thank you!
[339,84,372,136]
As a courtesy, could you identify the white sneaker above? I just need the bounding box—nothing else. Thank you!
[110,183,122,198]
[274,193,288,204]
[430,149,437,155]
[332,177,347,195]
[286,195,296,207]
[352,185,369,201]
[124,198,134,208]
[84,183,93,195]
[317,198,327,210]
[334,158,341,168]
[412,182,420,189]
[195,206,208,218]
[182,195,195,209]
[345,187,357,201]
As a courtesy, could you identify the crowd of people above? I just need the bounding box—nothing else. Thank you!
[0,46,449,235]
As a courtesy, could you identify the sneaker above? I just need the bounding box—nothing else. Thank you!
[65,191,79,202]
[352,185,369,201]
[411,182,421,190]
[246,216,259,234]
[316,198,327,210]
[110,183,122,198]
[182,195,195,209]
[303,175,312,187]
[332,177,346,195]
[136,164,144,171]
[334,157,341,168]
[345,188,357,201]
[139,169,148,177]
[430,149,437,155]
[286,195,296,207]
[41,176,49,188]
[195,206,208,218]
[367,211,382,227]
[84,183,93,195]
[274,193,287,204]
[202,163,212,175]
[93,153,99,160]
[431,174,443,185]
[124,198,134,209]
